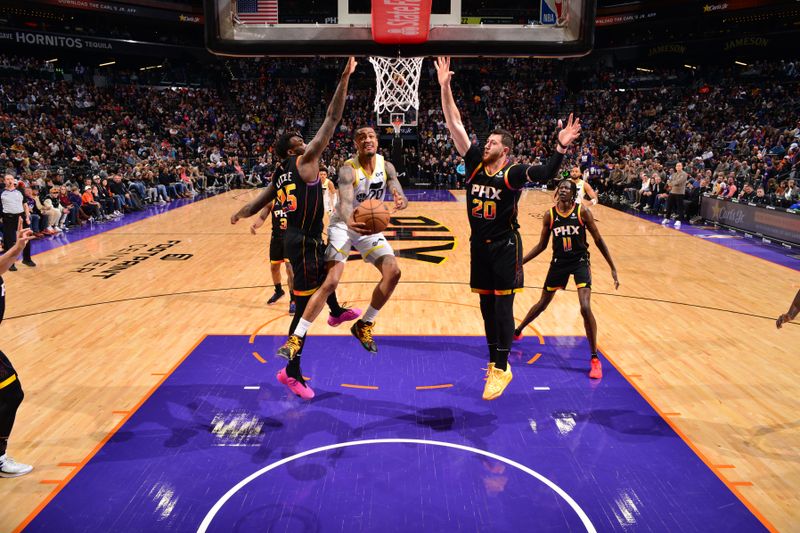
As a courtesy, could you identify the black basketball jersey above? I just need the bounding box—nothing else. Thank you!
[274,156,324,237]
[549,204,589,262]
[270,202,288,238]
[463,145,565,242]
[464,147,523,242]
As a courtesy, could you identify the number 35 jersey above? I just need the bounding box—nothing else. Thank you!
[275,155,324,237]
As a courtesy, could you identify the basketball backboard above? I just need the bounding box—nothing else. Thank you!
[205,0,596,58]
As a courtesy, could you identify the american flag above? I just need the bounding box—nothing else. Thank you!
[236,0,278,24]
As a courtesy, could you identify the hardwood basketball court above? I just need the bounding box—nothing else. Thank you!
[2,189,797,531]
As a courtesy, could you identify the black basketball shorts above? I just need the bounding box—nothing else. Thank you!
[544,255,592,292]
[284,228,325,296]
[470,231,524,296]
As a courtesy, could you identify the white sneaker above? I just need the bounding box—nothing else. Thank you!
[674,220,681,229]
[661,218,669,225]
[0,454,33,478]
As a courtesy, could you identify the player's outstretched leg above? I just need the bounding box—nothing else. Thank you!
[267,262,286,305]
[276,294,315,400]
[350,255,401,353]
[483,294,515,400]
[578,287,602,379]
[513,289,556,341]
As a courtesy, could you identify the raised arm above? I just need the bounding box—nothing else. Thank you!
[230,181,277,224]
[777,288,800,328]
[510,114,580,188]
[583,207,619,289]
[523,211,553,265]
[435,57,471,157]
[385,161,408,211]
[297,58,356,180]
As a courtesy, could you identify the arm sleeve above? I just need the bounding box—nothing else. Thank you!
[506,151,565,190]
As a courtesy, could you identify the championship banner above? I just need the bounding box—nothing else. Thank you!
[701,195,800,246]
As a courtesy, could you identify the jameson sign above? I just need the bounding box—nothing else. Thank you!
[701,195,800,246]
[0,30,113,50]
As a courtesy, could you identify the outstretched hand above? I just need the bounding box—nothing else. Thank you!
[15,217,33,246]
[611,270,620,290]
[557,113,582,148]
[435,57,453,86]
[342,57,357,78]
[391,189,408,212]
[777,313,791,328]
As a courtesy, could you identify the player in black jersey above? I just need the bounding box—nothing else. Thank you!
[436,56,581,400]
[0,218,34,477]
[514,179,620,379]
[250,199,296,314]
[231,58,359,400]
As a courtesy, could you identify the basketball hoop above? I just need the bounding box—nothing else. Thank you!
[369,56,423,128]
[391,117,404,137]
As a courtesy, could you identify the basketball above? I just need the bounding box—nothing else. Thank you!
[353,199,391,234]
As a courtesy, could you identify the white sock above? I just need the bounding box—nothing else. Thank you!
[363,305,379,324]
[293,318,312,337]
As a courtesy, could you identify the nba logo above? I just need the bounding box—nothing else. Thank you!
[540,0,560,25]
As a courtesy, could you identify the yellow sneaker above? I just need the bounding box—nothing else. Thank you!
[276,334,303,360]
[350,320,377,353]
[482,363,513,400]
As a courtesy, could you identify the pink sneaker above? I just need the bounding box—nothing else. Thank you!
[327,307,362,327]
[276,368,315,400]
[589,358,603,379]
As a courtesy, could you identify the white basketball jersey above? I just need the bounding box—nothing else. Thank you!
[348,154,387,205]
[572,179,586,204]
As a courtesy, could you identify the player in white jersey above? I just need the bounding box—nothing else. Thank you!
[571,166,598,206]
[282,126,408,353]
[320,166,338,215]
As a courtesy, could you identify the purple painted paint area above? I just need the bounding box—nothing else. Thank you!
[26,335,766,532]
[625,209,800,271]
[387,188,457,202]
[29,194,216,256]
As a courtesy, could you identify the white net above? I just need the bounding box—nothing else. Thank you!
[368,56,423,127]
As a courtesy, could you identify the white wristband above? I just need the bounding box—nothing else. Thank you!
[591,198,598,205]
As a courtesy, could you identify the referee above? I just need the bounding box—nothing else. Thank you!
[1,174,35,271]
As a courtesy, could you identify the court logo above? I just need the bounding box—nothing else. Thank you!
[161,254,193,261]
[348,216,455,264]
[72,241,186,279]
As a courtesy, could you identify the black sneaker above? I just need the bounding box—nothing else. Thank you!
[22,259,36,267]
[267,290,285,305]
[350,320,377,353]
[9,264,17,271]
